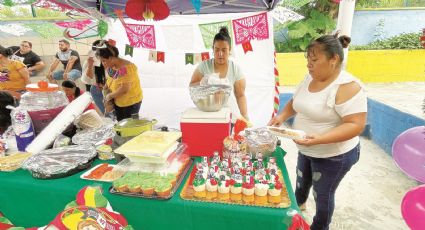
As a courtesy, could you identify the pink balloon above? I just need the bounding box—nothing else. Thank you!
[392,126,425,183]
[401,185,425,229]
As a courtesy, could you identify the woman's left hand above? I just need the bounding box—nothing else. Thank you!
[105,93,114,102]
[293,134,322,146]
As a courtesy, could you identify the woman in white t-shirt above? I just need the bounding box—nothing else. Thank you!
[269,34,367,230]
[190,27,248,121]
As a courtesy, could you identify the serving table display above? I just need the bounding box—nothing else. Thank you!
[0,147,300,229]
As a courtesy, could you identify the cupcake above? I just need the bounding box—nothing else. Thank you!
[217,179,230,201]
[127,179,142,193]
[242,176,255,204]
[155,182,173,198]
[268,181,282,204]
[206,178,218,200]
[254,182,269,205]
[230,178,243,202]
[141,181,155,196]
[193,176,206,198]
[112,177,129,192]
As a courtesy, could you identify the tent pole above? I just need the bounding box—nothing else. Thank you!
[336,0,356,70]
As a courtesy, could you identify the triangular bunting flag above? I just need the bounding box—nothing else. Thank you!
[157,51,165,63]
[125,44,134,57]
[194,53,202,64]
[185,53,194,65]
[242,41,253,54]
[201,52,210,61]
[149,50,157,62]
[191,0,201,13]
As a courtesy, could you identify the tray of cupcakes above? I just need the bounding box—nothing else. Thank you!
[109,147,192,200]
[180,151,291,208]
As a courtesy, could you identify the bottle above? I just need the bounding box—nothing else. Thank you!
[9,106,35,152]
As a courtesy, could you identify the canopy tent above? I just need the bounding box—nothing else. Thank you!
[100,0,280,15]
[30,0,283,128]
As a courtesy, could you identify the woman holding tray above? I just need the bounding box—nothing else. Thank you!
[268,33,367,230]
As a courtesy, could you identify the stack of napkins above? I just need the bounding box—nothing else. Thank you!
[115,131,182,164]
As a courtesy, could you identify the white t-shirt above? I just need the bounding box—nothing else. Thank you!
[196,59,244,120]
[292,71,367,158]
[81,50,101,85]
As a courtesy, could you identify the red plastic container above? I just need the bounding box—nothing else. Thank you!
[180,108,231,157]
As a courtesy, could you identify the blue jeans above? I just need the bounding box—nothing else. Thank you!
[90,85,105,114]
[295,144,360,230]
[53,69,81,81]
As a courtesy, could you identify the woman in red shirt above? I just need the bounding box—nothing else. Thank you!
[61,80,101,115]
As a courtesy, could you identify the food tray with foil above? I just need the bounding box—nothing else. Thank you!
[180,165,291,208]
[109,159,192,200]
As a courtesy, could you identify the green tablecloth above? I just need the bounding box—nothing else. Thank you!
[0,147,299,229]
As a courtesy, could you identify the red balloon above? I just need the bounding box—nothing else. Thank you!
[401,185,425,230]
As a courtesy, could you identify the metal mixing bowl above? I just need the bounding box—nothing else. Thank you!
[189,84,231,112]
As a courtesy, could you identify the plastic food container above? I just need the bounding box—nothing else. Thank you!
[110,150,192,200]
[113,114,157,137]
[244,128,277,158]
[20,81,69,134]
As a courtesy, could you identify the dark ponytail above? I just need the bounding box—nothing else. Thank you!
[213,26,232,50]
[306,32,352,64]
[62,80,81,97]
[0,45,13,57]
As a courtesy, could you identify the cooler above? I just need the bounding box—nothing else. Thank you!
[180,107,231,157]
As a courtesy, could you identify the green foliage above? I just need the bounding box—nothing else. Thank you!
[275,9,335,52]
[0,5,66,19]
[350,33,423,50]
[356,0,425,9]
[3,0,14,7]
[34,7,65,18]
[280,0,313,9]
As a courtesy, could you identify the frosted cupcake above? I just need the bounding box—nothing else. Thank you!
[254,182,269,205]
[242,176,255,204]
[206,178,218,200]
[268,181,282,204]
[193,173,206,198]
[230,176,243,202]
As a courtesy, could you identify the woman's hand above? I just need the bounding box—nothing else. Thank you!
[267,114,284,126]
[105,93,114,102]
[293,134,322,146]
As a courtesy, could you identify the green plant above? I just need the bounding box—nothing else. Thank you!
[350,32,423,50]
[0,6,18,18]
[356,0,425,8]
[34,8,65,18]
[275,9,335,52]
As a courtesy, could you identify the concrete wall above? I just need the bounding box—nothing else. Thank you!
[274,9,425,46]
[352,9,425,45]
[1,36,96,58]
[276,50,425,86]
[1,36,97,78]
[278,93,425,156]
